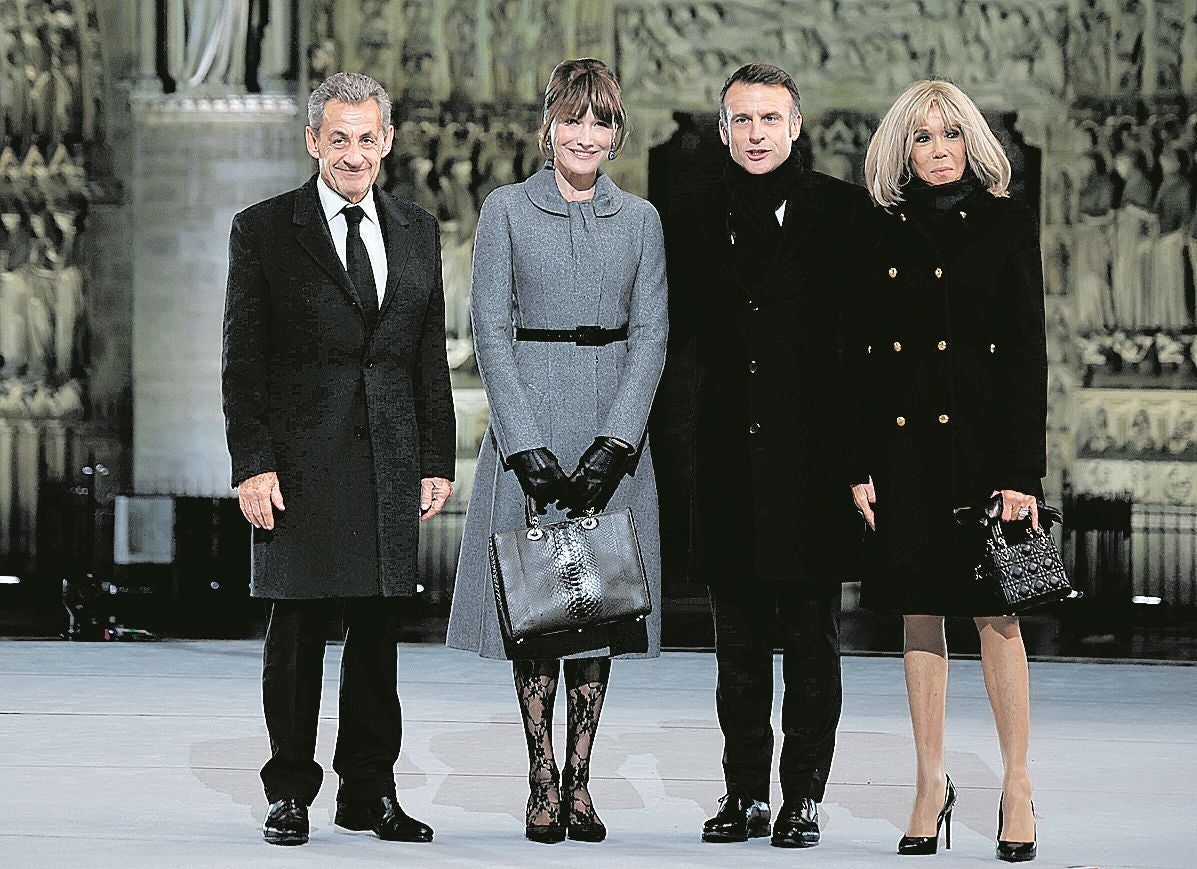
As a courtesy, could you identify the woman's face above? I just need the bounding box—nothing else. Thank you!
[552,108,615,179]
[910,106,966,185]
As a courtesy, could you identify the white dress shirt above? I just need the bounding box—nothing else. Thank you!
[316,175,388,306]
[776,201,786,225]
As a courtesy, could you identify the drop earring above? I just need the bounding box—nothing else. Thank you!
[608,145,616,161]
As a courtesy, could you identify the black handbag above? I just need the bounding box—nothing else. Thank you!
[955,496,1081,614]
[489,499,652,645]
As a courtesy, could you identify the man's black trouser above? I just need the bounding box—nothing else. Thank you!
[710,583,842,804]
[260,598,403,805]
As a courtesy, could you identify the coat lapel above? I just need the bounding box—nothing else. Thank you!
[758,170,821,292]
[292,175,364,312]
[698,189,751,296]
[375,188,412,321]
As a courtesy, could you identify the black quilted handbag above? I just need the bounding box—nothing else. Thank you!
[489,499,652,644]
[955,496,1081,614]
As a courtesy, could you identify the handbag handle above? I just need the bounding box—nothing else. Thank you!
[953,497,1062,529]
[521,497,597,532]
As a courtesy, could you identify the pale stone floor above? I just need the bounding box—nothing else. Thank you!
[0,641,1192,868]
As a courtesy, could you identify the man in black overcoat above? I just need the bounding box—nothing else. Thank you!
[222,72,456,847]
[666,64,867,848]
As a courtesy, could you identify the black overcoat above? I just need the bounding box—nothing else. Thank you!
[668,167,869,591]
[222,175,456,599]
[846,187,1047,615]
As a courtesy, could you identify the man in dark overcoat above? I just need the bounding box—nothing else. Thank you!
[222,72,456,847]
[666,64,867,848]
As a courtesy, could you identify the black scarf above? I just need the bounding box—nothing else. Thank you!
[724,149,803,264]
[900,171,984,214]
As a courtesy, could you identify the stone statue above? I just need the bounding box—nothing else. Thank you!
[1084,406,1117,454]
[1111,150,1156,328]
[53,264,83,377]
[1127,408,1157,454]
[1074,154,1117,329]
[167,0,252,91]
[1151,149,1193,329]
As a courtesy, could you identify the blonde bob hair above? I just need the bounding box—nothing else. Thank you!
[537,58,629,160]
[864,80,1011,208]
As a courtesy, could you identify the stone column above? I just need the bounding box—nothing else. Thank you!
[136,0,161,93]
[43,421,67,483]
[1143,0,1158,97]
[0,421,13,555]
[258,0,292,93]
[15,421,40,558]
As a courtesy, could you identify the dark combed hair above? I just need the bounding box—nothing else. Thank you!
[718,63,801,127]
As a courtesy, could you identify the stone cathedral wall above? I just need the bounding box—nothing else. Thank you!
[3,0,1197,575]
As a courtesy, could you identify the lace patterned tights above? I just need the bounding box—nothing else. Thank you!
[513,657,611,827]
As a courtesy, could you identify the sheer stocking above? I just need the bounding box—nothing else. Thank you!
[513,658,561,827]
[562,657,611,826]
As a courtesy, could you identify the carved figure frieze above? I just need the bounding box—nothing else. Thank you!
[2,0,105,150]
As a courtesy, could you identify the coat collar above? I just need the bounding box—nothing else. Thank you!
[292,174,413,328]
[697,167,825,296]
[522,165,624,217]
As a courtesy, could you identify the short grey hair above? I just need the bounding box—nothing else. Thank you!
[307,72,392,134]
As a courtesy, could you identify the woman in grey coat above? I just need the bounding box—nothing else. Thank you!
[446,59,667,844]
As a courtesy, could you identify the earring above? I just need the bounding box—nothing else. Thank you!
[545,136,554,154]
[608,145,617,161]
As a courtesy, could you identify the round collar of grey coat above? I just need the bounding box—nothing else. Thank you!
[523,165,625,218]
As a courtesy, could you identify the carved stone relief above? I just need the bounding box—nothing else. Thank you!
[1,0,113,561]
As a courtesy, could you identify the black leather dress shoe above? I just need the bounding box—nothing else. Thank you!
[263,798,308,846]
[701,794,771,843]
[771,798,821,848]
[334,795,433,842]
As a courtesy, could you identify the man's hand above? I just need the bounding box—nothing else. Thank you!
[851,478,876,530]
[238,471,284,530]
[420,477,454,520]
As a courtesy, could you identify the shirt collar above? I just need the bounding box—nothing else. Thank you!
[316,174,381,226]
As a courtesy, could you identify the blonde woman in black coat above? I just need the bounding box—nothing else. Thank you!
[848,80,1047,862]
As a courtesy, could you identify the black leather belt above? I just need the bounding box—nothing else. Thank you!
[515,325,628,346]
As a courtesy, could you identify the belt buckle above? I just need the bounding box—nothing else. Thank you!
[574,325,603,346]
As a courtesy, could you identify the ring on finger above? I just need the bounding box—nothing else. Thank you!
[1017,505,1031,518]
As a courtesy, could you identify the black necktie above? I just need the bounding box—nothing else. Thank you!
[341,205,379,330]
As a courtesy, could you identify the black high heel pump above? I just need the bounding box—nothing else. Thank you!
[898,774,956,855]
[996,793,1037,862]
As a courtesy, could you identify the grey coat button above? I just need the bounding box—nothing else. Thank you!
[748,422,761,434]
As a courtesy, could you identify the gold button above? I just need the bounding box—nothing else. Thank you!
[938,414,950,424]
[934,267,943,278]
[990,343,997,353]
[893,341,902,352]
[959,211,967,219]
[896,416,906,427]
[899,213,907,222]
[888,267,898,278]
[937,340,947,351]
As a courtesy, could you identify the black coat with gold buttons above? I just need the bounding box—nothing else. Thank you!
[667,165,870,590]
[846,181,1047,615]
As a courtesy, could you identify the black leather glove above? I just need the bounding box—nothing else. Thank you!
[560,437,634,518]
[507,448,569,514]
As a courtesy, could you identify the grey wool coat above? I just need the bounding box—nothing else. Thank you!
[446,168,668,660]
[222,176,456,599]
